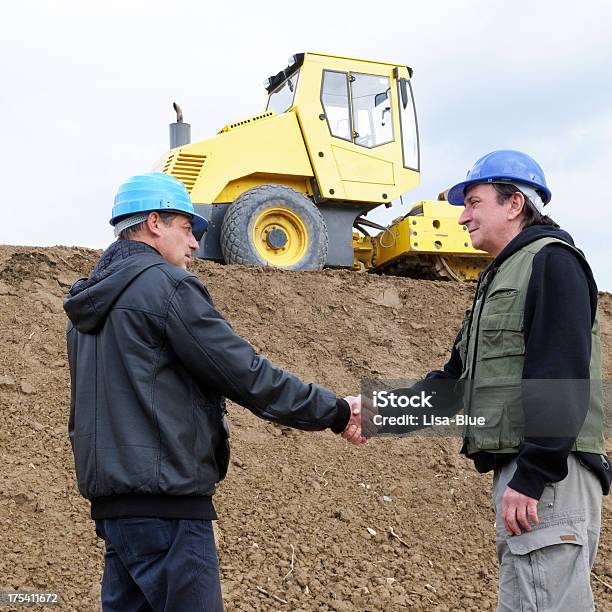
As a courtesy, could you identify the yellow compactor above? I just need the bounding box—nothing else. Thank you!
[160,52,490,280]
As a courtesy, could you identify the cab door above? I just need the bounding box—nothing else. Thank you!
[295,58,419,205]
[320,70,397,203]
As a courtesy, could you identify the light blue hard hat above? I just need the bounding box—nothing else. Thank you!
[110,172,208,239]
[447,150,552,206]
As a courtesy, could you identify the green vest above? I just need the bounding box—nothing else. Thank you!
[457,236,604,456]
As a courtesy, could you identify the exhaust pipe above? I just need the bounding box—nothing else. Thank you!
[169,102,191,148]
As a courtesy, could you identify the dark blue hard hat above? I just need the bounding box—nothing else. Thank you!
[447,150,551,206]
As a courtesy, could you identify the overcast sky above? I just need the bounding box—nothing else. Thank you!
[3,0,611,289]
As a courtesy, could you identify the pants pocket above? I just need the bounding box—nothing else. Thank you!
[506,518,593,611]
[117,517,173,559]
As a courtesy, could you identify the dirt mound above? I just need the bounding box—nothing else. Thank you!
[0,244,610,611]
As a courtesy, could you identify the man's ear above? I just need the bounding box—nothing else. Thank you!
[145,211,163,237]
[507,192,525,221]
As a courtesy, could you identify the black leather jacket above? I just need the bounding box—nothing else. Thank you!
[64,241,349,519]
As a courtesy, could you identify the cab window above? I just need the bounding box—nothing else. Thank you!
[350,73,393,148]
[398,79,419,170]
[266,72,299,115]
[320,70,393,148]
[321,71,351,141]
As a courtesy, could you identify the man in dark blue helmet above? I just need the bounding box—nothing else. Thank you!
[441,150,609,610]
[64,172,364,611]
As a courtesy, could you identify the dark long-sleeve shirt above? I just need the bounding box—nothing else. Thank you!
[428,226,610,498]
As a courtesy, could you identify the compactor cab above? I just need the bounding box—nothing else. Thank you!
[161,52,489,279]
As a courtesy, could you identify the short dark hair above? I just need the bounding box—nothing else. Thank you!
[118,211,180,240]
[492,183,559,229]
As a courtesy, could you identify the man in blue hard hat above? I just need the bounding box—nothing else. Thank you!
[443,151,608,610]
[364,149,608,609]
[64,172,364,611]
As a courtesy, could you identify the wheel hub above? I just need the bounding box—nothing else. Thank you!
[252,207,308,267]
[266,227,288,250]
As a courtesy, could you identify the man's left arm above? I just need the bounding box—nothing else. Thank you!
[504,245,594,532]
[166,276,352,435]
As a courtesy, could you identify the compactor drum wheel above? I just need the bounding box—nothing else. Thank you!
[220,185,328,270]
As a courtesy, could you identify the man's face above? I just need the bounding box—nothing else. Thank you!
[156,214,199,269]
[457,184,516,256]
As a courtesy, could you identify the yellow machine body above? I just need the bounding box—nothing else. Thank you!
[164,111,314,204]
[163,53,418,205]
[161,52,489,278]
[368,201,490,281]
[291,54,419,204]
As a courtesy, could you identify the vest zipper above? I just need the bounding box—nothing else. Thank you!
[462,266,497,450]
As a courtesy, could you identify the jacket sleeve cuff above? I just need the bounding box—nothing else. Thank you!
[507,469,547,500]
[330,399,350,434]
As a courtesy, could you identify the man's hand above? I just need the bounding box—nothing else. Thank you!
[502,486,540,536]
[341,395,366,444]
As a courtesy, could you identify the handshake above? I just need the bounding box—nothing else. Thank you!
[339,395,377,444]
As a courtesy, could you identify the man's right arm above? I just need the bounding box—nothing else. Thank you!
[425,329,464,381]
[165,275,350,433]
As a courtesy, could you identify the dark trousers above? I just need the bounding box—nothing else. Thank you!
[95,518,224,612]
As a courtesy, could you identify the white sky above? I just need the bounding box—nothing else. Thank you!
[2,0,611,289]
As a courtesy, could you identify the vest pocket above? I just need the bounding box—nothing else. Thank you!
[479,313,524,360]
[485,287,518,301]
[481,287,519,317]
[477,314,525,381]
[468,383,524,450]
[466,400,505,449]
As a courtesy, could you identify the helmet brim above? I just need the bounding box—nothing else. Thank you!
[190,212,209,241]
[447,178,551,206]
[110,209,209,241]
[447,180,475,206]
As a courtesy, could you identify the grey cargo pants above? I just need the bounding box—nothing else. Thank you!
[493,454,602,611]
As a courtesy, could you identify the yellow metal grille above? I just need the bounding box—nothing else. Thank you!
[220,111,274,133]
[163,152,206,193]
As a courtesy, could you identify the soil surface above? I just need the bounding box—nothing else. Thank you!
[0,244,611,611]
